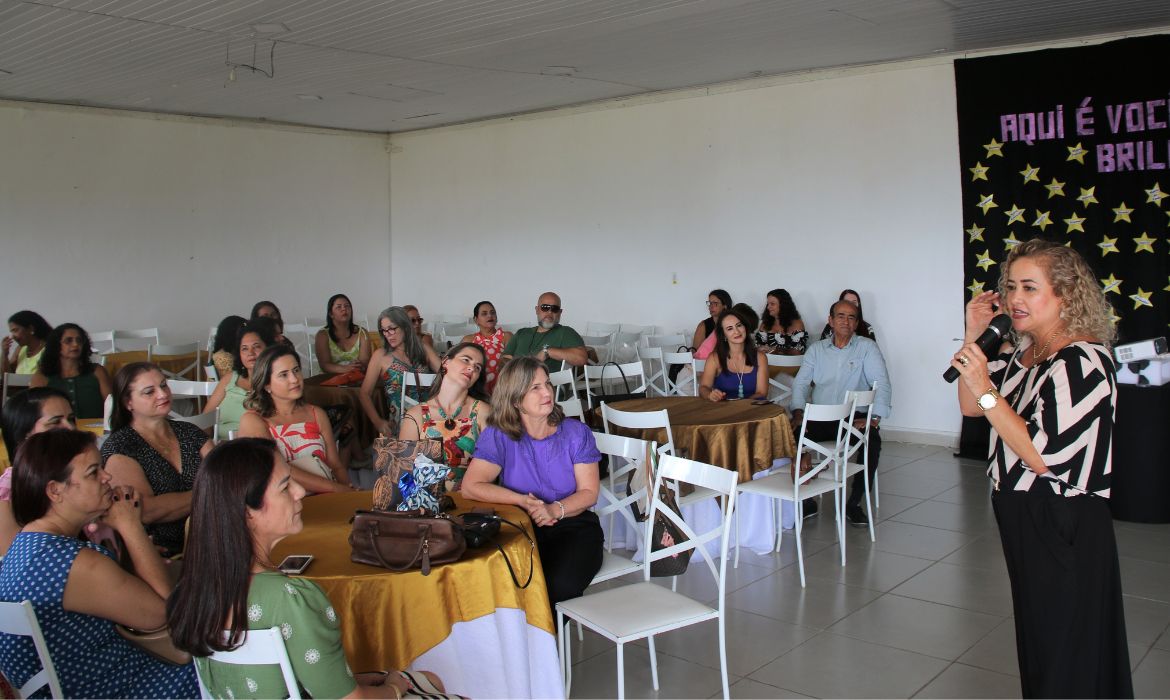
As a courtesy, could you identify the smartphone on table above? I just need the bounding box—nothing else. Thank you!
[277,555,313,575]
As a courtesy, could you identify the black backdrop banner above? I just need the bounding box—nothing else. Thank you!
[955,35,1169,344]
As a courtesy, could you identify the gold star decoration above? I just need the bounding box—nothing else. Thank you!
[1098,235,1118,256]
[1064,212,1086,233]
[1067,143,1087,164]
[1164,276,1170,293]
[966,223,985,242]
[975,250,996,271]
[984,138,1004,158]
[1110,308,1122,326]
[1032,210,1053,231]
[1101,274,1122,295]
[1019,163,1040,184]
[1146,183,1168,206]
[1134,232,1157,253]
[977,194,998,215]
[1005,204,1026,225]
[1076,187,1098,206]
[1004,232,1023,250]
[968,279,986,296]
[1044,177,1066,199]
[969,162,989,181]
[1113,202,1133,223]
[1130,287,1153,310]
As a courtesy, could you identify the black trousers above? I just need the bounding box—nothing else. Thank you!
[992,488,1133,698]
[534,510,604,606]
[804,416,881,508]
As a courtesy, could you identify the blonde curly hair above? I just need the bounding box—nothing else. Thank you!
[997,239,1117,347]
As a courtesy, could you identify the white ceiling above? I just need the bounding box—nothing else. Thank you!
[1,0,1168,133]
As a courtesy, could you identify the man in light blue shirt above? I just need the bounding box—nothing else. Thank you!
[791,299,891,527]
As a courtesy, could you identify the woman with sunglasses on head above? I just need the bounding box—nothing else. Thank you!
[238,345,354,494]
[359,307,441,438]
[692,289,732,350]
[204,321,276,437]
[29,323,112,420]
[403,305,436,351]
[314,293,371,375]
[0,387,75,556]
[2,310,52,376]
[461,301,512,393]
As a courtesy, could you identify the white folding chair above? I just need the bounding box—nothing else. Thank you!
[102,394,114,433]
[609,331,642,363]
[549,369,584,420]
[693,357,705,374]
[592,433,656,561]
[281,323,315,374]
[764,354,803,409]
[196,627,301,700]
[843,383,879,536]
[617,323,653,336]
[171,407,220,443]
[112,328,160,351]
[580,333,613,364]
[439,323,477,339]
[734,400,851,586]
[206,326,218,355]
[90,330,115,355]
[167,379,218,414]
[585,321,621,336]
[643,333,687,350]
[2,372,32,405]
[0,600,64,699]
[304,316,326,329]
[557,454,738,700]
[400,372,437,410]
[662,351,695,397]
[638,346,668,397]
[204,364,219,382]
[582,361,647,410]
[148,342,201,381]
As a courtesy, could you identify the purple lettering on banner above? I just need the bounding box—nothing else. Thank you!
[1106,104,1124,134]
[1145,140,1166,170]
[1147,100,1167,130]
[1117,141,1135,171]
[1097,143,1116,173]
[1057,104,1065,138]
[1001,114,1018,142]
[1037,111,1057,140]
[1019,113,1037,144]
[1076,97,1095,136]
[1126,102,1146,132]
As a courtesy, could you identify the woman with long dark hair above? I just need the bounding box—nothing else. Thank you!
[399,342,491,487]
[756,288,807,355]
[209,315,247,379]
[0,387,75,555]
[29,323,112,419]
[0,430,197,697]
[2,310,52,375]
[952,239,1131,697]
[167,439,444,698]
[359,306,441,437]
[314,293,371,375]
[203,320,276,436]
[699,308,768,402]
[692,289,732,349]
[461,301,512,393]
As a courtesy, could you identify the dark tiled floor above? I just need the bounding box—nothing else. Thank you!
[563,442,1170,698]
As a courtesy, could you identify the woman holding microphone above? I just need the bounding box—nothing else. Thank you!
[951,239,1130,698]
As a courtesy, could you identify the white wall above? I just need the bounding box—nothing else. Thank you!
[389,61,967,442]
[0,102,392,340]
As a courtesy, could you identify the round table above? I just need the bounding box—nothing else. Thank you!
[270,491,561,698]
[606,396,795,481]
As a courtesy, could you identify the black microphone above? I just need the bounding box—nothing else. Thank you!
[944,314,1012,383]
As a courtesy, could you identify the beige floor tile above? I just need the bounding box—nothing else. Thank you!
[891,562,1014,616]
[828,593,1004,660]
[912,662,1021,699]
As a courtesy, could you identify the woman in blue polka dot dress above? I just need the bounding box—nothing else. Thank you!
[168,439,454,699]
[0,430,198,698]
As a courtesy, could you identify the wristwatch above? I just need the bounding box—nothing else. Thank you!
[541,344,550,359]
[977,387,1001,411]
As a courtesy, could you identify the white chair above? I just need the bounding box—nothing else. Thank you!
[282,323,315,374]
[609,331,642,364]
[843,384,879,536]
[112,328,160,351]
[734,400,852,586]
[617,323,653,336]
[0,600,64,699]
[643,333,687,350]
[90,330,116,355]
[592,433,656,563]
[204,364,219,382]
[557,454,738,700]
[639,346,669,396]
[206,326,218,355]
[102,394,114,433]
[663,351,696,397]
[195,627,301,700]
[304,316,327,329]
[439,323,477,339]
[585,321,621,336]
[582,361,647,410]
[764,354,803,409]
[549,369,584,420]
[580,333,613,364]
[171,407,220,443]
[400,372,437,410]
[148,342,202,381]
[2,372,32,405]
[693,357,705,374]
[168,379,218,413]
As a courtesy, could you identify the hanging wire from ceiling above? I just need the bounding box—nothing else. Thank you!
[225,38,276,82]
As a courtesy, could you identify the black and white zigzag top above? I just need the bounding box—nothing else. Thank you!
[987,341,1116,498]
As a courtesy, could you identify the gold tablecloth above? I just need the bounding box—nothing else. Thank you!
[271,491,552,673]
[608,397,795,481]
[0,419,104,470]
[103,350,205,380]
[303,373,387,449]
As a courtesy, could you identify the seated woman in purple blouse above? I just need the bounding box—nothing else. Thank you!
[462,357,602,605]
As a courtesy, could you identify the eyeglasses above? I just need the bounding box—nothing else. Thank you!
[379,325,400,335]
[706,300,721,307]
[539,304,562,313]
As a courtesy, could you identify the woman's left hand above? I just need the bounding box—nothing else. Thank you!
[523,493,558,527]
[951,342,992,398]
[103,485,143,533]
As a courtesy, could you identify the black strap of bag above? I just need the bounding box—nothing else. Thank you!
[456,511,536,589]
[593,361,646,406]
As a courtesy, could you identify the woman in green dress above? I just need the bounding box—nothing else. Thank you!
[29,323,111,420]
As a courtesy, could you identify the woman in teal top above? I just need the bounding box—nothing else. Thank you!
[168,438,451,699]
[204,322,274,436]
[29,323,111,419]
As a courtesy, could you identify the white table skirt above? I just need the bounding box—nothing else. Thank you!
[409,607,564,699]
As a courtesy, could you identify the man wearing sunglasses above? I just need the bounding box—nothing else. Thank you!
[501,292,588,374]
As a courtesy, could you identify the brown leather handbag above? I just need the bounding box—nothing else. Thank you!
[348,509,466,575]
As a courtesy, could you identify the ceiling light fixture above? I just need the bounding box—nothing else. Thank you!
[249,22,288,34]
[540,66,577,77]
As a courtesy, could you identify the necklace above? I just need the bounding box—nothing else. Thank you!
[736,371,745,399]
[434,400,463,431]
[1032,327,1063,363]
